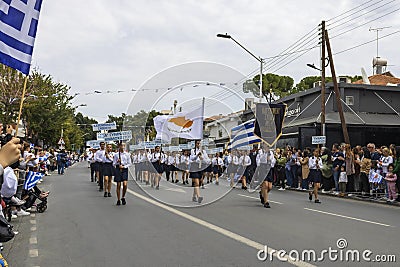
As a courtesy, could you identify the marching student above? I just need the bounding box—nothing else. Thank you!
[231,150,240,188]
[257,146,276,208]
[102,144,115,198]
[240,150,252,190]
[113,143,132,206]
[88,148,97,182]
[173,151,181,183]
[190,140,208,203]
[203,153,213,185]
[94,142,106,192]
[212,152,224,185]
[151,146,164,190]
[180,150,190,184]
[132,151,140,181]
[308,148,323,203]
[165,152,175,182]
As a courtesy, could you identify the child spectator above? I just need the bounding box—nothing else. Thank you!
[384,164,397,203]
[369,161,383,199]
[339,165,347,197]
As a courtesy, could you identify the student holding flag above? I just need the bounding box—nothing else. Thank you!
[113,143,132,206]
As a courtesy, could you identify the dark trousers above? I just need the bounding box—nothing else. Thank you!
[346,174,354,193]
[322,176,332,191]
[98,163,104,190]
[290,165,298,188]
[359,172,370,195]
[90,163,95,181]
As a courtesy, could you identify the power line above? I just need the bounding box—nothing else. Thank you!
[333,29,400,55]
[326,0,377,22]
[328,0,397,31]
[331,5,400,39]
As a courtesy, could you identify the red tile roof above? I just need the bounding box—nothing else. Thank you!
[353,72,400,86]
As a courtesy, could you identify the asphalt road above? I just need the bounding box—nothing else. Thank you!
[4,162,400,267]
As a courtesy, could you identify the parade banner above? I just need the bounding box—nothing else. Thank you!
[102,131,132,142]
[86,140,102,149]
[97,132,106,140]
[92,122,117,131]
[254,103,286,147]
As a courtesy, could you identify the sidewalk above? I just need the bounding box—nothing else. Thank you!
[284,186,400,207]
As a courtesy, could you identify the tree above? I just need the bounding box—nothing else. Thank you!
[245,73,294,100]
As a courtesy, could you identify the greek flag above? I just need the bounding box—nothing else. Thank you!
[0,0,43,74]
[24,171,44,190]
[227,119,260,150]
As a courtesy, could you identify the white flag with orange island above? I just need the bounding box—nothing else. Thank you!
[153,106,204,141]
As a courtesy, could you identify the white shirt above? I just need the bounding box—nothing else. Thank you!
[175,154,181,165]
[181,155,189,165]
[256,150,276,167]
[212,157,224,166]
[94,149,105,163]
[1,167,18,198]
[380,155,393,174]
[232,155,239,166]
[308,156,323,170]
[102,151,114,163]
[240,155,251,167]
[167,155,175,165]
[190,147,209,163]
[152,152,165,163]
[113,151,132,168]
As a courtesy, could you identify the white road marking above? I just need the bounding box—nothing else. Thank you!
[29,249,38,257]
[165,188,186,193]
[30,213,36,218]
[238,193,283,205]
[304,208,392,227]
[30,226,36,231]
[124,186,314,267]
[30,220,36,224]
[30,237,37,244]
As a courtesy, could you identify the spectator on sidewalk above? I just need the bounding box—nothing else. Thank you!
[321,148,333,193]
[299,149,310,190]
[332,143,345,194]
[384,164,397,203]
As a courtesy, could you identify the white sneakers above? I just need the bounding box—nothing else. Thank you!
[17,209,30,216]
[11,196,26,205]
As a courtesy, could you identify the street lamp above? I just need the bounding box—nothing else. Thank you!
[217,33,264,103]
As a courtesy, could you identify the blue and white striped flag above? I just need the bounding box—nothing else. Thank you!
[227,119,261,150]
[0,0,43,74]
[24,171,44,190]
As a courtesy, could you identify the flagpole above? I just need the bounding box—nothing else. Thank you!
[15,75,28,137]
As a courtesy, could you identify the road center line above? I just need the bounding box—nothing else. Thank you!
[123,185,314,267]
[304,208,392,227]
[238,193,283,205]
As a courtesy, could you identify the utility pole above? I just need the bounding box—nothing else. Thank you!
[320,21,326,138]
[325,29,350,144]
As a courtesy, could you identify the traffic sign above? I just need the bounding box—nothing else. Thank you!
[312,136,326,145]
[58,138,65,145]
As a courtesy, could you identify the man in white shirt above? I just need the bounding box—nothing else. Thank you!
[94,142,105,192]
[113,143,132,206]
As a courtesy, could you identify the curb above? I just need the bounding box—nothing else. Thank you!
[285,187,400,207]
